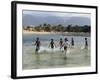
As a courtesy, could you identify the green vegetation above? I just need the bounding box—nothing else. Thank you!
[23,23,90,33]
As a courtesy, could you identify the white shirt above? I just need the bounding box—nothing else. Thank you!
[63,41,69,47]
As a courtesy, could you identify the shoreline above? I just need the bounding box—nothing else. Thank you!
[23,30,90,36]
[23,30,56,34]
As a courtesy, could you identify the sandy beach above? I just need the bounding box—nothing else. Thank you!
[23,30,57,34]
[23,30,90,36]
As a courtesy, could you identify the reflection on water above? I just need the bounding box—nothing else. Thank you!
[22,34,91,70]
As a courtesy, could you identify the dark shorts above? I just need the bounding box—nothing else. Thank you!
[51,46,54,49]
[64,46,67,50]
[36,47,40,52]
[72,43,74,46]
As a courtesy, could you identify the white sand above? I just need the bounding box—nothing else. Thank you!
[23,30,90,36]
[23,30,62,34]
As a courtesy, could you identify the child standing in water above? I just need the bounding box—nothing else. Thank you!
[34,37,41,53]
[84,37,88,49]
[71,37,74,47]
[59,38,63,50]
[49,39,56,51]
[62,38,69,56]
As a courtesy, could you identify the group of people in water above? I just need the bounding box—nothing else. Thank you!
[33,37,88,55]
[34,37,88,54]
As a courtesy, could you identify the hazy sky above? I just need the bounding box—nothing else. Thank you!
[22,10,91,26]
[23,10,91,18]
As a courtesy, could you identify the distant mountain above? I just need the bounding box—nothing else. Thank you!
[22,14,90,27]
[66,17,90,26]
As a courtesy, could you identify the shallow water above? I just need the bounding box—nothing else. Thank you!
[22,34,91,70]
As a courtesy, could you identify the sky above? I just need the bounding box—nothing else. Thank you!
[23,10,91,18]
[22,10,91,26]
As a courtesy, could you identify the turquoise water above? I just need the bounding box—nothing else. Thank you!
[22,34,91,70]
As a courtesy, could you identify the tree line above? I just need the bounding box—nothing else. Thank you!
[23,23,90,33]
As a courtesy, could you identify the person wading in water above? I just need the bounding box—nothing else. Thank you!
[62,38,69,58]
[71,37,74,48]
[84,37,88,49]
[34,37,41,53]
[49,39,56,51]
[59,38,63,51]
